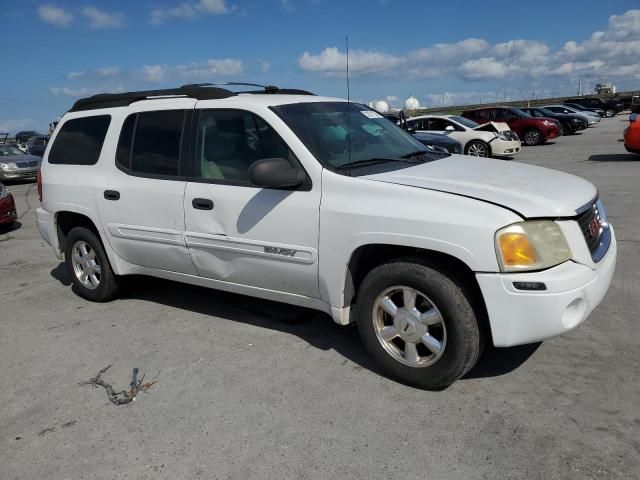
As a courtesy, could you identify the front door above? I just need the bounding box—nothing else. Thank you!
[183,109,320,298]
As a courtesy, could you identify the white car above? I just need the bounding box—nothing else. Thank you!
[36,85,616,389]
[543,105,600,125]
[406,115,521,158]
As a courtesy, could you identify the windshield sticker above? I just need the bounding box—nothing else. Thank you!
[361,110,383,119]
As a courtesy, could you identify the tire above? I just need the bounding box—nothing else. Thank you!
[464,140,490,157]
[605,109,615,118]
[355,258,483,390]
[523,128,543,146]
[561,122,574,136]
[64,226,119,302]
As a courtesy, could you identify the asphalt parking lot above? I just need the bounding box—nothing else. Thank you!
[1,117,638,479]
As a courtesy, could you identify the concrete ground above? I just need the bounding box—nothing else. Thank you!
[1,117,638,479]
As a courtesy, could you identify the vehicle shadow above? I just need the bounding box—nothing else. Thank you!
[463,342,541,380]
[48,265,541,387]
[588,153,639,162]
[0,221,22,235]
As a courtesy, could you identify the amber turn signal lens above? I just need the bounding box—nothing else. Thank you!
[498,233,538,267]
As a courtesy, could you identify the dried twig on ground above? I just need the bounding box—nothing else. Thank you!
[79,365,157,405]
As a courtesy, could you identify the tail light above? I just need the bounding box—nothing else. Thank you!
[37,168,43,202]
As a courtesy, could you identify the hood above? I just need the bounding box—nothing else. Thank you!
[0,154,40,164]
[363,155,596,218]
[473,121,510,133]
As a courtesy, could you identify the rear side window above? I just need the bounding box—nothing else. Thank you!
[48,115,111,165]
[116,110,185,177]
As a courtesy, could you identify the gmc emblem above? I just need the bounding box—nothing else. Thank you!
[588,216,602,238]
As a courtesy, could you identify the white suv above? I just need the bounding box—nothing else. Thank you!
[36,84,616,389]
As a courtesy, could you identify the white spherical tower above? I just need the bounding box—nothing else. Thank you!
[372,100,390,113]
[403,96,420,112]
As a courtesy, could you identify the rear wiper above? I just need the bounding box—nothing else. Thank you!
[336,156,429,170]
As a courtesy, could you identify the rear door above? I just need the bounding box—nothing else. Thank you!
[183,107,321,298]
[96,103,197,274]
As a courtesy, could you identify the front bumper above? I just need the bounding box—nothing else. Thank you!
[0,167,39,181]
[476,230,617,347]
[490,139,521,157]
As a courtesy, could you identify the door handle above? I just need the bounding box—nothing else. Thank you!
[192,198,214,210]
[104,190,120,201]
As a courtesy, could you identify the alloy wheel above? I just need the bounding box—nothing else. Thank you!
[467,142,488,157]
[71,240,101,290]
[372,286,447,367]
[524,130,541,145]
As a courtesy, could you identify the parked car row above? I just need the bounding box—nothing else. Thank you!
[393,100,614,159]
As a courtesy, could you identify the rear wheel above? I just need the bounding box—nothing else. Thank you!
[523,128,543,146]
[355,259,483,389]
[65,226,119,302]
[465,140,490,157]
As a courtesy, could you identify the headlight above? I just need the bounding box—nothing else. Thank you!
[495,220,572,272]
[0,162,17,170]
[0,184,9,199]
[495,132,509,141]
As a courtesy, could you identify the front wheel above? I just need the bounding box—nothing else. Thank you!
[523,128,543,146]
[562,122,574,135]
[605,109,615,118]
[355,259,483,389]
[64,226,119,302]
[465,140,490,157]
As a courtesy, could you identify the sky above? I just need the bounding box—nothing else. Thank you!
[1,0,640,133]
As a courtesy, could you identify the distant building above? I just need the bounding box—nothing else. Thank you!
[596,83,616,94]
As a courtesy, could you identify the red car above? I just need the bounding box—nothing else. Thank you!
[0,182,17,226]
[624,111,640,154]
[462,106,560,146]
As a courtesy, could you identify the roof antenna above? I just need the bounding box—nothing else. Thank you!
[346,36,352,167]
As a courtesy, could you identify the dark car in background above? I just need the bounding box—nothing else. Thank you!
[519,106,588,135]
[14,130,44,147]
[26,135,49,157]
[564,97,624,117]
[0,182,17,227]
[412,132,463,154]
[462,106,560,146]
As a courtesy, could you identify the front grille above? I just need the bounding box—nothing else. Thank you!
[575,201,611,262]
[15,160,39,168]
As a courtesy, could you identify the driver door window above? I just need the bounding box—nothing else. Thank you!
[195,110,296,184]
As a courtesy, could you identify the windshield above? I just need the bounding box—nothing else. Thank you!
[272,102,434,170]
[508,108,530,118]
[0,145,24,156]
[450,116,478,128]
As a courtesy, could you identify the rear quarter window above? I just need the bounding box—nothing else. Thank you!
[48,115,111,165]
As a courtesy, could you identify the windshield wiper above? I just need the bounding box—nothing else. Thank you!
[336,157,404,170]
[401,150,434,159]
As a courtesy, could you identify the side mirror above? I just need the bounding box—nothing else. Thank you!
[445,125,455,131]
[249,158,305,189]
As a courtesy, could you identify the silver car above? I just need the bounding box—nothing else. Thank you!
[0,144,41,181]
[543,105,600,125]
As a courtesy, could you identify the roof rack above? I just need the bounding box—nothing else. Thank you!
[69,83,315,112]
